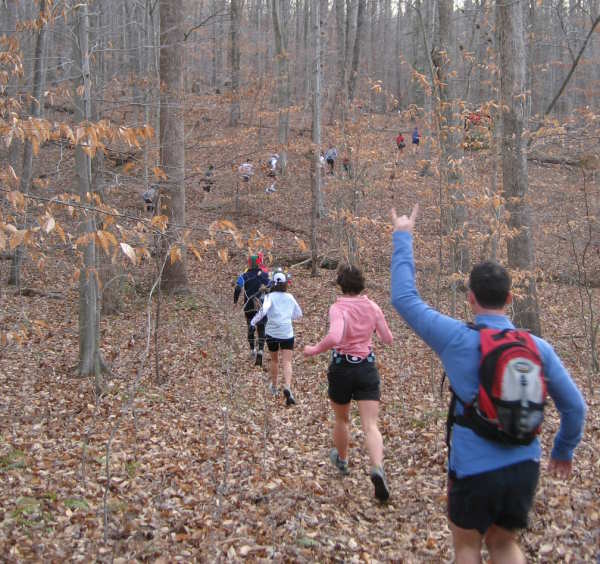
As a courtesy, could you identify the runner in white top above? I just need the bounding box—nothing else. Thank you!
[251,271,302,405]
[238,160,254,182]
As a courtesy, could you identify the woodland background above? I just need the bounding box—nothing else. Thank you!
[0,0,599,561]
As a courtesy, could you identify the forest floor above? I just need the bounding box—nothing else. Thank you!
[0,98,599,562]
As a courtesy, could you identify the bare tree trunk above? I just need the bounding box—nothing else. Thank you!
[8,0,48,289]
[311,0,323,275]
[20,0,47,194]
[74,1,107,386]
[159,0,188,293]
[347,0,365,103]
[394,2,402,108]
[212,0,224,92]
[303,0,310,105]
[329,0,345,123]
[2,0,22,174]
[497,0,540,335]
[229,0,241,126]
[433,0,469,299]
[272,0,290,173]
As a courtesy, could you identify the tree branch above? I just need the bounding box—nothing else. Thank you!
[183,9,230,41]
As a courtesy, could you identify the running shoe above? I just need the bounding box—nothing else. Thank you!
[269,383,278,396]
[370,466,390,502]
[254,351,263,366]
[283,388,296,406]
[329,448,350,476]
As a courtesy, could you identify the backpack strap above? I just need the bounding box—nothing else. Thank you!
[444,322,483,477]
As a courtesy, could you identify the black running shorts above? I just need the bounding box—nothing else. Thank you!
[327,359,381,404]
[266,335,294,351]
[448,460,540,534]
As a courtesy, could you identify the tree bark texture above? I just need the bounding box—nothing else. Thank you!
[311,0,323,275]
[8,0,48,289]
[272,0,290,172]
[74,1,106,383]
[433,0,469,283]
[229,0,241,126]
[496,0,541,335]
[159,0,188,293]
[347,0,364,103]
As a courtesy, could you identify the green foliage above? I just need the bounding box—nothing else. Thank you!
[64,498,89,510]
[0,449,26,470]
[175,294,200,311]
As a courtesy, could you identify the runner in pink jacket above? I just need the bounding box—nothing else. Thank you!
[304,265,393,501]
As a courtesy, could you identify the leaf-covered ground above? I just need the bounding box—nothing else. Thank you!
[1,100,599,561]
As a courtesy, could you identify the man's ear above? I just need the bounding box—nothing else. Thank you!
[467,290,477,306]
[505,292,513,305]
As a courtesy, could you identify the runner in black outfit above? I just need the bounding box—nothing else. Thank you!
[233,254,271,366]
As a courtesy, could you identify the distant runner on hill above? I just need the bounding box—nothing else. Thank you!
[252,270,302,405]
[234,253,271,366]
[268,154,279,177]
[142,186,158,213]
[238,159,254,182]
[411,126,420,154]
[396,132,405,152]
[324,146,338,175]
[304,265,393,502]
[202,165,215,193]
[390,203,586,564]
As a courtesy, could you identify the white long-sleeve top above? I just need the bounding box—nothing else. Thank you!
[251,291,302,339]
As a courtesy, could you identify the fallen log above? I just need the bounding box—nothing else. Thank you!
[17,287,64,299]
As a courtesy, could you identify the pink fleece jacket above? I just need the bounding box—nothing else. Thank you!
[304,294,393,358]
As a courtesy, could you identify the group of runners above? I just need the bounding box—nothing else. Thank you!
[233,203,586,564]
[396,125,420,155]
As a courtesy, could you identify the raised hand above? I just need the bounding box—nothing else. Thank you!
[391,204,419,233]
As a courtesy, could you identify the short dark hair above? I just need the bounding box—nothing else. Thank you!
[271,282,287,293]
[336,264,365,295]
[469,261,511,309]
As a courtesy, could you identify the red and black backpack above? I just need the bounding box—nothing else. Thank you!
[446,324,547,447]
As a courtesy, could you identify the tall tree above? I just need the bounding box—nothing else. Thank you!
[229,0,241,126]
[347,0,365,103]
[432,0,469,303]
[272,0,290,173]
[330,0,345,122]
[497,0,541,334]
[1,0,21,174]
[310,0,323,275]
[8,0,48,288]
[74,1,108,385]
[159,0,188,293]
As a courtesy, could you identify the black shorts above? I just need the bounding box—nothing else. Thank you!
[327,357,381,404]
[448,460,540,534]
[412,139,419,145]
[266,335,294,351]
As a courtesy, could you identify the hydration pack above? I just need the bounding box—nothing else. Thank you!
[449,325,547,446]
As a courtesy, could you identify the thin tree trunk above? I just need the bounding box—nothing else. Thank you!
[272,0,290,173]
[329,0,345,123]
[229,0,241,126]
[74,1,107,386]
[8,0,48,288]
[433,0,469,299]
[311,0,323,275]
[2,0,22,174]
[497,0,541,335]
[347,0,365,103]
[159,0,188,293]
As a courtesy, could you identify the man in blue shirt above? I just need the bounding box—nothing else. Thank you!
[234,254,271,366]
[390,204,586,564]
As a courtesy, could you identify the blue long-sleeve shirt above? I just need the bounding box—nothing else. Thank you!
[391,231,586,478]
